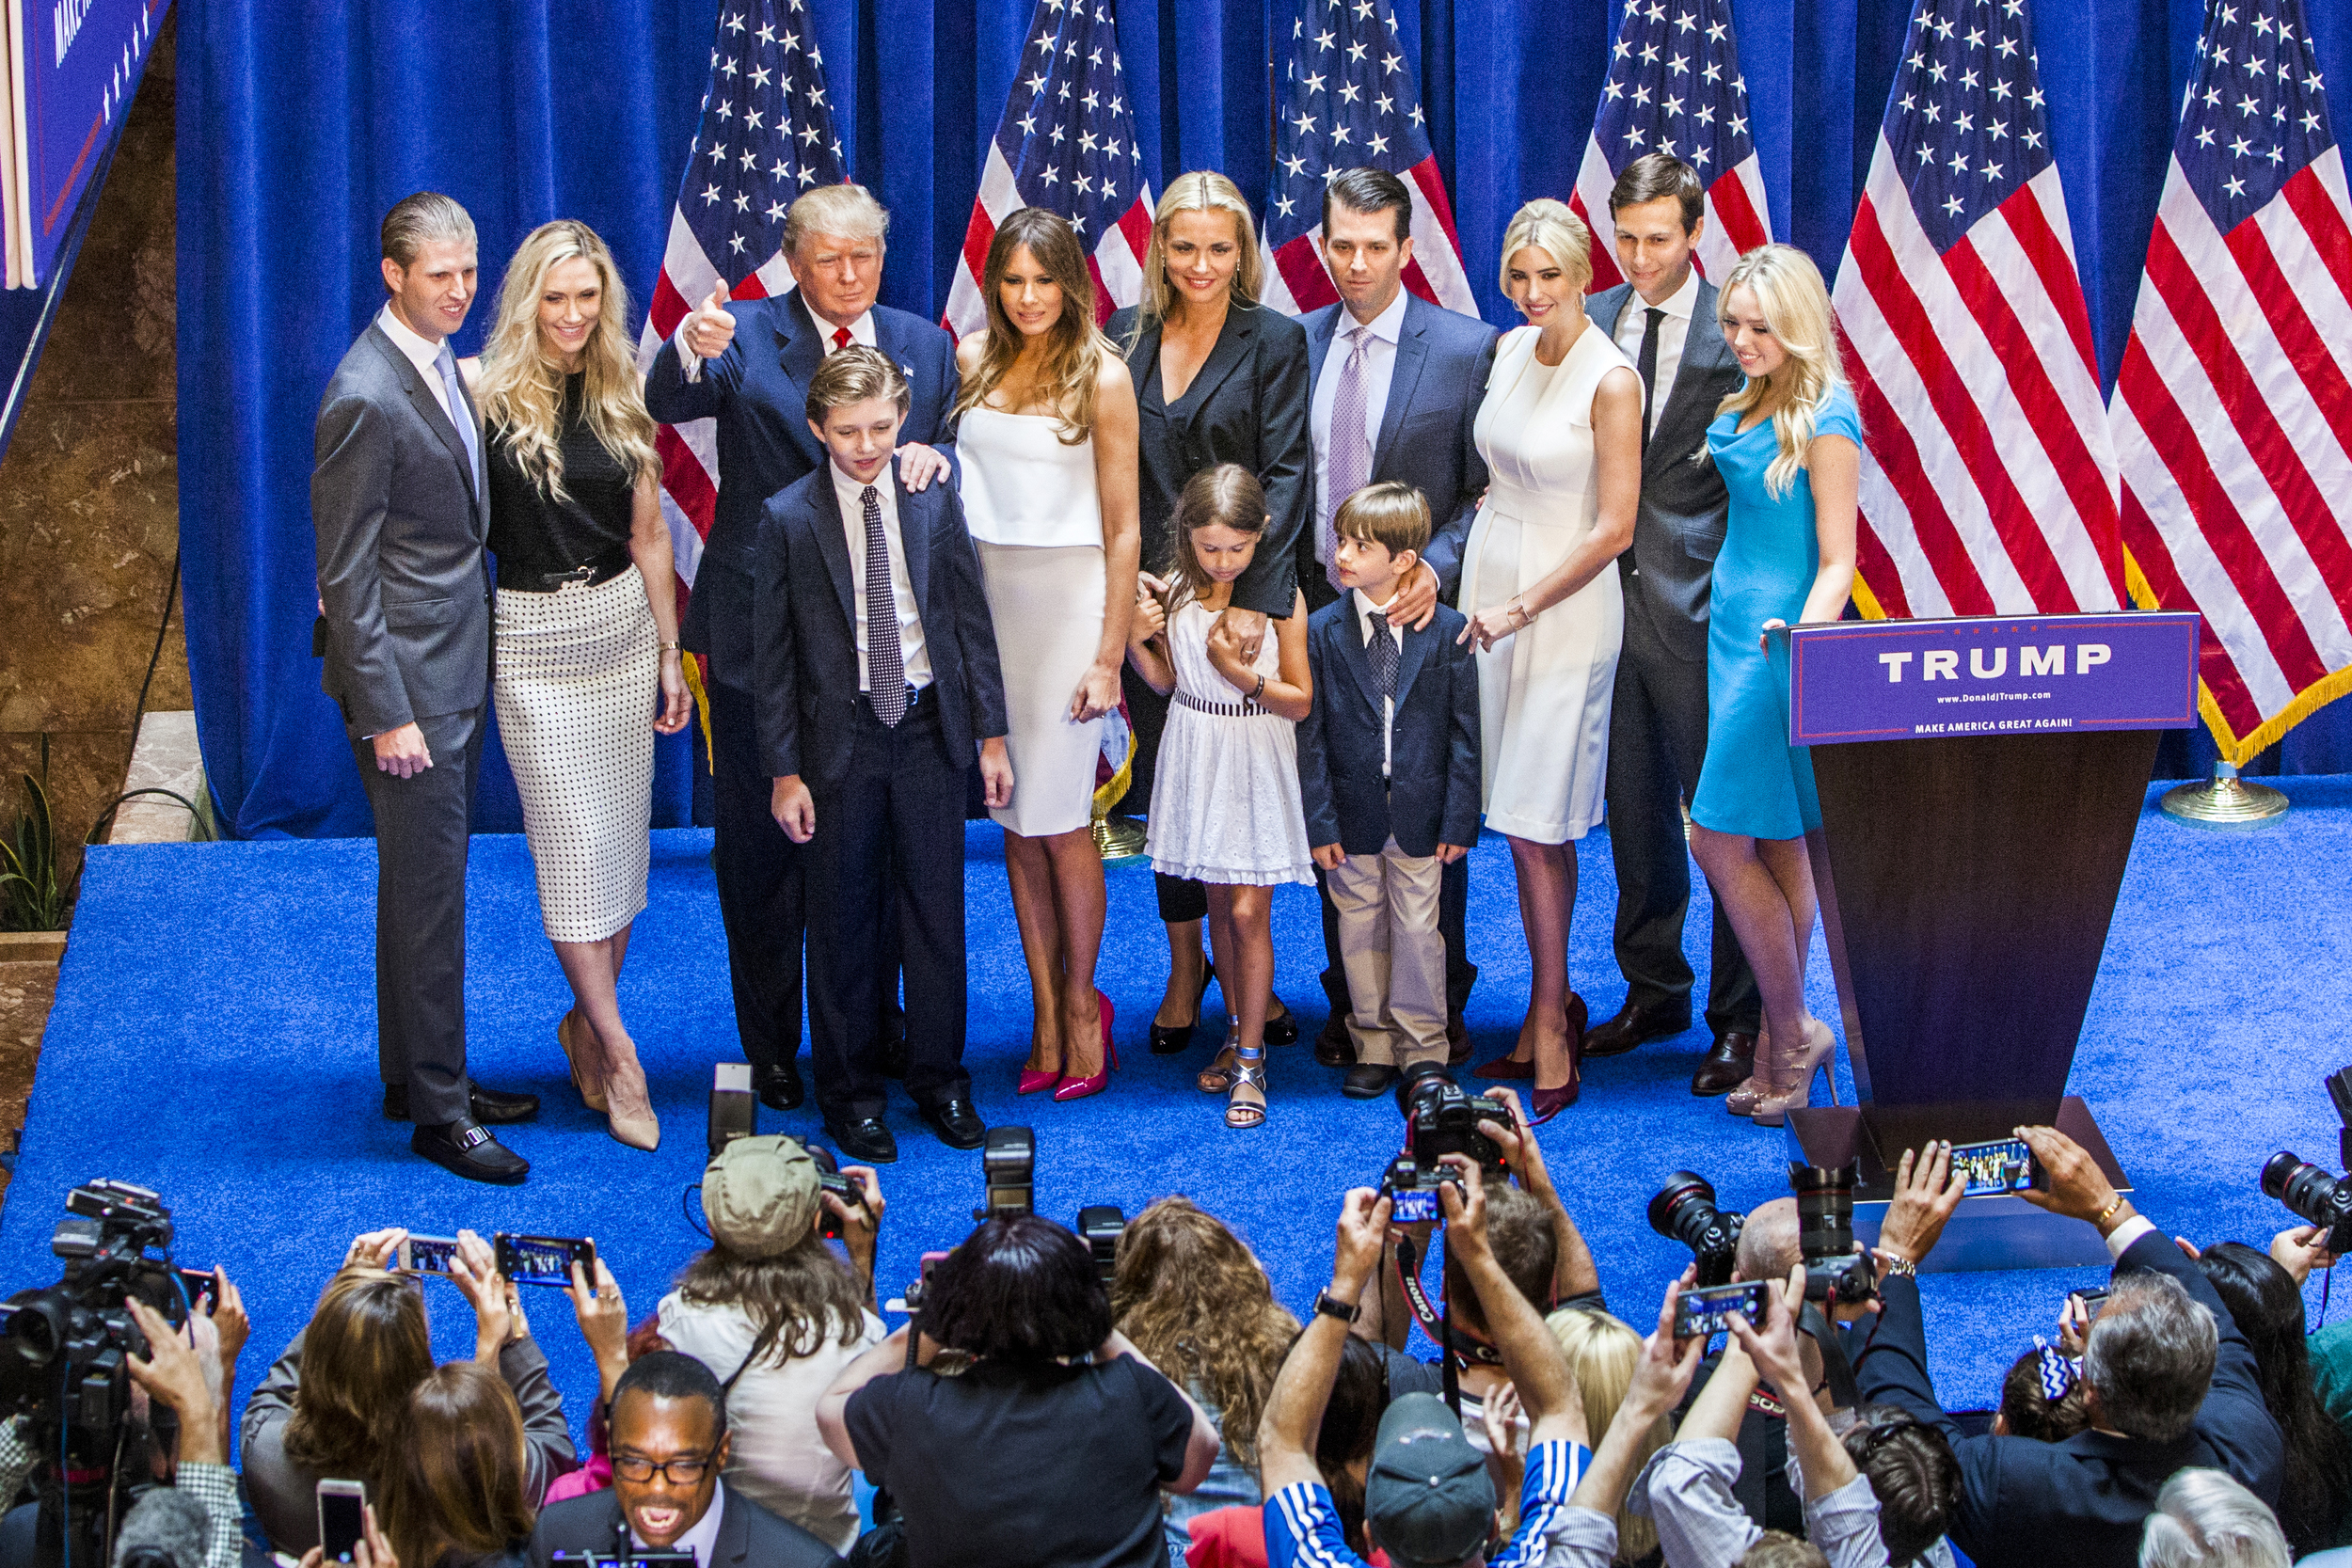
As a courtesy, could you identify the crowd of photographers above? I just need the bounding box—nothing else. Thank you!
[4,1067,2351,1568]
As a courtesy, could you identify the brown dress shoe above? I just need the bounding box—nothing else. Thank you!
[1581,998,1693,1058]
[1692,1030,1759,1096]
[1447,1014,1472,1067]
[1314,1013,1357,1068]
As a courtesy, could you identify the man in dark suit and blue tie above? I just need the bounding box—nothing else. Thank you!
[645,183,957,1117]
[1578,154,1763,1095]
[754,348,1009,1163]
[1295,168,1498,1069]
[312,192,538,1185]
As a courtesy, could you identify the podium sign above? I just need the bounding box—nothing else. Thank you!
[1773,613,2201,1269]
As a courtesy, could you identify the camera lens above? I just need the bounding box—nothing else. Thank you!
[1791,1162,1857,1260]
[2265,1150,2351,1228]
[1649,1172,1743,1287]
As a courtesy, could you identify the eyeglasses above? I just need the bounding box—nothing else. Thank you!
[611,1452,716,1485]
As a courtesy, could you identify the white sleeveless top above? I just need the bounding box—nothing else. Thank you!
[958,406,1104,548]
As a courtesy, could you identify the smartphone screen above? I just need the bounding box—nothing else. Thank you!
[317,1481,366,1564]
[176,1266,217,1312]
[497,1234,595,1287]
[400,1235,461,1276]
[1948,1137,2039,1197]
[1675,1281,1771,1339]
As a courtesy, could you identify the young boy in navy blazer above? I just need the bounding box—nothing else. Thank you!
[754,347,1011,1163]
[1295,483,1482,1099]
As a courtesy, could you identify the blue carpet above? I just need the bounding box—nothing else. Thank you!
[6,778,2351,1451]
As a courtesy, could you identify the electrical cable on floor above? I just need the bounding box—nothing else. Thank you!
[127,548,181,745]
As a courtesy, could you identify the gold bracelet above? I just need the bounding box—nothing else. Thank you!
[2094,1196,2125,1230]
[660,640,682,653]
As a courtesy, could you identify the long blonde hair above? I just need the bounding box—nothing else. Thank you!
[954,207,1113,446]
[1109,1196,1298,1464]
[1133,171,1263,341]
[475,219,658,501]
[1549,1308,1672,1563]
[1715,243,1851,500]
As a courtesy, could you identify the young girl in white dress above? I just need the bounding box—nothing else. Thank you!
[1126,464,1313,1129]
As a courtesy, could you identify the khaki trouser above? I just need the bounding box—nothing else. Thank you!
[1327,834,1449,1069]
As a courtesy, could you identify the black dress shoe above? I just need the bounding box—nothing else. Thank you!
[921,1098,987,1150]
[1581,999,1693,1059]
[384,1083,542,1125]
[1313,1013,1357,1068]
[1263,1003,1300,1048]
[1342,1063,1399,1099]
[1446,1014,1472,1068]
[411,1118,529,1185]
[756,1063,805,1112]
[1692,1030,1759,1096]
[827,1117,898,1164]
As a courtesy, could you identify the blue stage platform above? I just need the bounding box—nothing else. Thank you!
[4,780,2349,1446]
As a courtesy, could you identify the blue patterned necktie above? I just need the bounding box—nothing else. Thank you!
[433,342,482,497]
[1367,610,1399,703]
[1322,325,1374,592]
[861,484,907,726]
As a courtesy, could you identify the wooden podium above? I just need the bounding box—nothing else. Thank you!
[1772,612,2201,1270]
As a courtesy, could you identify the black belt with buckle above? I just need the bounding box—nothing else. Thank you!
[497,544,633,593]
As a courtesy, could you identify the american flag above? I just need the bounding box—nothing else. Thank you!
[1829,0,2123,621]
[2111,0,2352,765]
[635,0,845,594]
[1568,0,1772,290]
[1259,0,1476,318]
[942,0,1153,338]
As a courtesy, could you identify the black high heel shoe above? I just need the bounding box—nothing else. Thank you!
[1149,962,1216,1055]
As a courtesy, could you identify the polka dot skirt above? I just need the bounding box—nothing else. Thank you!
[492,565,659,942]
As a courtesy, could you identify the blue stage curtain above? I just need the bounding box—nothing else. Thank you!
[179,0,2352,838]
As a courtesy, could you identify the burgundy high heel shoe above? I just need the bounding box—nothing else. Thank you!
[1526,998,1589,1125]
[1055,991,1120,1101]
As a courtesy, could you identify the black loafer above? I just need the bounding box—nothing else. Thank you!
[756,1062,805,1112]
[1263,1003,1300,1047]
[921,1098,987,1150]
[411,1118,529,1185]
[1343,1063,1399,1099]
[384,1083,541,1125]
[827,1117,898,1164]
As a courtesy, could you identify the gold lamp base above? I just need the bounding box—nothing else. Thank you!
[1092,815,1150,863]
[2160,765,2289,830]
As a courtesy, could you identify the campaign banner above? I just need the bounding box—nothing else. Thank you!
[6,0,167,287]
[1784,612,2201,746]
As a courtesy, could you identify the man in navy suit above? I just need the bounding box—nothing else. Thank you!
[1578,154,1762,1094]
[1295,168,1498,1070]
[1859,1128,2284,1568]
[753,348,1008,1163]
[1295,484,1481,1097]
[645,184,958,1116]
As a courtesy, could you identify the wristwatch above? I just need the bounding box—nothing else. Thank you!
[1881,1254,1920,1279]
[1312,1289,1361,1323]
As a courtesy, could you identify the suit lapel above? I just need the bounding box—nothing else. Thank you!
[1304,304,1339,393]
[1646,278,1729,470]
[897,473,932,628]
[1372,309,1428,472]
[1391,621,1436,710]
[1174,308,1258,421]
[713,1487,751,1567]
[777,292,831,468]
[365,325,478,512]
[809,472,858,631]
[1331,607,1384,718]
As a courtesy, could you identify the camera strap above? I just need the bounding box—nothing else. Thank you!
[1392,1234,1500,1425]
[723,1312,789,1392]
[1797,1303,1861,1412]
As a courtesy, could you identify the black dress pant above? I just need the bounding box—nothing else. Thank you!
[804,691,974,1123]
[1605,592,1759,1036]
[708,679,901,1073]
[352,705,483,1127]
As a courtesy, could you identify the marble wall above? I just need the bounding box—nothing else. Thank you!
[0,20,183,917]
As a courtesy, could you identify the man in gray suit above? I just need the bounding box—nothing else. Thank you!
[312,192,537,1184]
[1578,155,1762,1095]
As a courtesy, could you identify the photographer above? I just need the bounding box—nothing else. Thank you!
[243,1230,578,1553]
[656,1136,887,1553]
[816,1214,1220,1568]
[1258,1164,1593,1568]
[1852,1131,2282,1568]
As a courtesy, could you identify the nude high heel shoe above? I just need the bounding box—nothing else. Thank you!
[557,1012,610,1114]
[596,1033,661,1151]
[1749,1019,1839,1128]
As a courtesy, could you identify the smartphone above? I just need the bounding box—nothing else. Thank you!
[497,1233,596,1288]
[1674,1280,1772,1339]
[397,1235,461,1276]
[2071,1287,2110,1323]
[1947,1137,2042,1196]
[316,1480,367,1565]
[176,1266,218,1312]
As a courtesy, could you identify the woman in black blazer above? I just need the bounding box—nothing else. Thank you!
[1105,170,1312,1063]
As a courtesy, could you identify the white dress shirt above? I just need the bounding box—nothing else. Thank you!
[678,300,874,380]
[1613,264,1701,439]
[634,1477,727,1568]
[1311,286,1410,530]
[830,463,932,694]
[1353,587,1404,778]
[376,305,455,422]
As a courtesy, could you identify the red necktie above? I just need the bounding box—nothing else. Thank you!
[832,326,852,352]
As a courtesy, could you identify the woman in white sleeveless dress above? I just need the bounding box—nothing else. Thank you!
[953,208,1141,1101]
[1455,199,1644,1122]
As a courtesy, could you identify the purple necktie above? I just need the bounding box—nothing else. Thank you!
[1322,325,1374,593]
[861,484,907,726]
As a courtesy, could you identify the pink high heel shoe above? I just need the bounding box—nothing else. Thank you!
[1054,992,1120,1102]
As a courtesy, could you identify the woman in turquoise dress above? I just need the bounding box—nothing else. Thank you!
[1687,244,1860,1128]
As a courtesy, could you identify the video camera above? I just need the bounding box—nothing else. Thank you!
[1377,1063,1512,1224]
[2261,1066,2352,1253]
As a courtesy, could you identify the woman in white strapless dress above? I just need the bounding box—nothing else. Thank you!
[1455,199,1643,1122]
[953,209,1141,1101]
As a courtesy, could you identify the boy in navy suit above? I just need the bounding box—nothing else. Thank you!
[754,348,1010,1162]
[1295,483,1482,1098]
